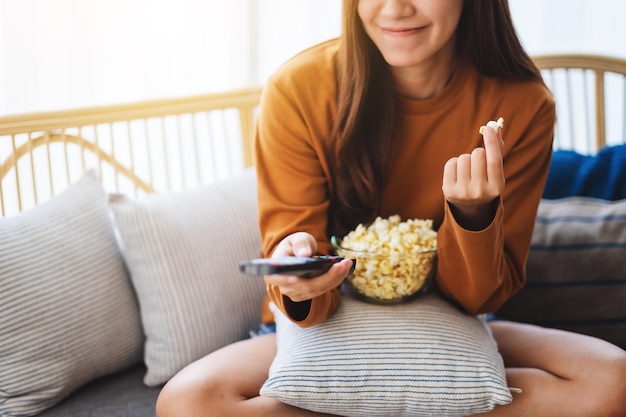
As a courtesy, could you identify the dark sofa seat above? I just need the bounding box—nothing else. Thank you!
[39,366,159,417]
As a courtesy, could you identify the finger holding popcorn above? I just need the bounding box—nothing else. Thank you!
[480,118,505,191]
[442,117,505,204]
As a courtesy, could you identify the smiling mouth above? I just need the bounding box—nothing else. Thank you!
[382,26,426,36]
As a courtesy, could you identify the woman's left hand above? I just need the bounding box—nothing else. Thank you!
[441,124,505,230]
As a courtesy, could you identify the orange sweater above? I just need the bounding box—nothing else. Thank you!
[255,39,555,327]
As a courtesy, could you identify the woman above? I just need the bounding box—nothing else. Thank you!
[157,1,626,416]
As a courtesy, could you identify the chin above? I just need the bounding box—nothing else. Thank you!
[377,45,429,68]
[380,53,423,68]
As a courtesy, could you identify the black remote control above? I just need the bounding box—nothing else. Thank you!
[239,256,355,279]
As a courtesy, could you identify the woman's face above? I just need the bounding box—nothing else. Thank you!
[357,0,463,68]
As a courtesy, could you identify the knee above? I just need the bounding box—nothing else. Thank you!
[608,352,626,417]
[156,378,182,417]
[156,376,193,417]
[156,371,222,417]
[155,380,176,417]
[588,350,626,417]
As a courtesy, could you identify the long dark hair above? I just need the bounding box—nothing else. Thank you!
[329,0,543,238]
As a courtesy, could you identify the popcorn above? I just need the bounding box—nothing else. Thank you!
[479,117,504,134]
[335,215,437,302]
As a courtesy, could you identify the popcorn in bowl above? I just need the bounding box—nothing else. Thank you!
[332,215,437,304]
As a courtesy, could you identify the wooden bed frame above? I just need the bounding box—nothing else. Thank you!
[1,54,626,217]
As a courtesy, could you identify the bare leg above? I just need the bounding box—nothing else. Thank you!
[156,323,626,417]
[478,321,626,417]
[156,334,337,417]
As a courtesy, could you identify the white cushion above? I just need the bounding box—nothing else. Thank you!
[261,291,513,417]
[109,167,267,386]
[0,170,143,416]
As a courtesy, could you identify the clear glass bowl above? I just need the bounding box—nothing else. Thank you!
[332,237,437,304]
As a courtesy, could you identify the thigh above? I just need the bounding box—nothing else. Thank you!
[164,333,276,399]
[486,321,626,416]
[157,333,341,417]
[489,320,625,379]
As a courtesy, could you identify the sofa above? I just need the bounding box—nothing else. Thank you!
[0,89,267,417]
[0,55,625,417]
[0,167,267,417]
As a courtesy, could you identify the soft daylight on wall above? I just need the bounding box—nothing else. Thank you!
[1,0,624,116]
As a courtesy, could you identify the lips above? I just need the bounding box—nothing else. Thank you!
[382,26,425,37]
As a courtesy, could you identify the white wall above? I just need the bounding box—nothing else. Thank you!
[254,0,341,83]
[0,0,625,117]
[0,0,256,115]
[510,0,626,58]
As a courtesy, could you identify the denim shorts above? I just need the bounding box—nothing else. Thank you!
[249,322,276,338]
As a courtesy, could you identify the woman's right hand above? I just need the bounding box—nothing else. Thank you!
[265,232,353,302]
[442,123,505,230]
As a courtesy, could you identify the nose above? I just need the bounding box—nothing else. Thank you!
[380,0,415,18]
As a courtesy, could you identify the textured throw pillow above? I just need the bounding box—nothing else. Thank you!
[109,167,267,386]
[496,197,626,349]
[543,145,626,200]
[261,291,513,417]
[0,170,144,417]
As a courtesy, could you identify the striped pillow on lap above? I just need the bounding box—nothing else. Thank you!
[496,197,626,348]
[261,291,513,417]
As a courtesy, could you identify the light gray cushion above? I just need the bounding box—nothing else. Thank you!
[0,170,144,417]
[109,167,267,386]
[261,291,513,417]
[497,197,626,348]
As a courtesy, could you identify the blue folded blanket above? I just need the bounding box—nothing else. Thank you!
[543,144,626,200]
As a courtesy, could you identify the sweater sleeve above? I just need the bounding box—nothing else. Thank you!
[254,74,339,327]
[435,96,556,314]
